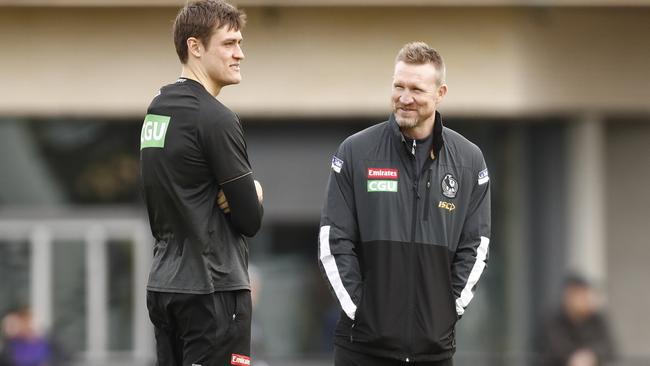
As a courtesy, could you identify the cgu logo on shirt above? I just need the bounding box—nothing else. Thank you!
[367,168,399,192]
[367,180,398,192]
[140,114,170,150]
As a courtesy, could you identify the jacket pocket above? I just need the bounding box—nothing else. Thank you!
[351,242,410,352]
[410,243,458,354]
[348,284,365,342]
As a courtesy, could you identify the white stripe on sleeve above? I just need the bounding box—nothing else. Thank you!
[478,176,490,185]
[455,236,490,316]
[319,225,357,320]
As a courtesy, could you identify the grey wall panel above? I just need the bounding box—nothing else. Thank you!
[606,120,650,358]
[244,121,373,221]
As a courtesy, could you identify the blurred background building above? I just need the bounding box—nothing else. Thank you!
[0,0,649,365]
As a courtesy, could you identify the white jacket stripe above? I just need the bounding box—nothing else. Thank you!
[455,236,490,315]
[319,225,357,320]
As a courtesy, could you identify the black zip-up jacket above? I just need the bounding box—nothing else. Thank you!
[318,112,491,362]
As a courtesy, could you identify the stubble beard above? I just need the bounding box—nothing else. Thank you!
[394,109,419,129]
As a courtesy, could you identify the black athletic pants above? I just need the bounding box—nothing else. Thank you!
[335,345,453,366]
[147,290,252,366]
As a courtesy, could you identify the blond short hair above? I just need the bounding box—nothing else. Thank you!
[396,42,446,84]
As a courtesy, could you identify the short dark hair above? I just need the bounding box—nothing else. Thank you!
[173,0,246,64]
[564,274,591,289]
[396,42,446,84]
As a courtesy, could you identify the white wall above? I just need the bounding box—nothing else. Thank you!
[1,7,649,117]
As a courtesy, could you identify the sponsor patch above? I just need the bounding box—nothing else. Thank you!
[441,173,458,198]
[231,354,251,366]
[478,168,489,185]
[331,156,344,173]
[438,201,456,212]
[140,114,171,150]
[367,168,399,180]
[367,180,398,192]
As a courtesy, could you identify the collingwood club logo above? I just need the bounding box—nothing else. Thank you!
[441,173,458,198]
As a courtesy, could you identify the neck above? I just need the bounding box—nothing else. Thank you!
[401,113,435,140]
[180,64,222,96]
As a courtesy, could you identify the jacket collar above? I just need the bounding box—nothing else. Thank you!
[389,111,445,160]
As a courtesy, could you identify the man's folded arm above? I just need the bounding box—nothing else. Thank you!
[221,173,263,237]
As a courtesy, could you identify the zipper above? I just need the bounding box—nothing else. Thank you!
[423,168,432,221]
[407,152,419,361]
[410,177,419,242]
[409,138,420,243]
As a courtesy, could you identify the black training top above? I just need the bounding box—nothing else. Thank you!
[319,112,491,361]
[140,77,261,294]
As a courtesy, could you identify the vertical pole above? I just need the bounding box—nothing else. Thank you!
[133,223,154,362]
[503,126,531,366]
[567,114,606,285]
[30,226,52,333]
[86,225,108,359]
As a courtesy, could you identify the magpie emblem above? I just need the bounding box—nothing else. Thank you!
[441,173,458,199]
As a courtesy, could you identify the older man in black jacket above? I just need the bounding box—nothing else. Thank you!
[319,42,491,366]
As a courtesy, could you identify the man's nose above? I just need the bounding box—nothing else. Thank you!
[234,44,245,60]
[399,91,414,104]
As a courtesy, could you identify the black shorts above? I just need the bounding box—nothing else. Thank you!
[147,290,252,366]
[334,346,453,366]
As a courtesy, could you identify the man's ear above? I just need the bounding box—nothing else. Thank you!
[436,83,448,104]
[187,37,202,59]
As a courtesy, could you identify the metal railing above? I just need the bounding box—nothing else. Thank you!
[0,208,154,365]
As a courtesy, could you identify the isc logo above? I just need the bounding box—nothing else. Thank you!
[438,201,456,211]
[140,114,170,149]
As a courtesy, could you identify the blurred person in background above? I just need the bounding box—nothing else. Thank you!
[0,308,66,366]
[318,42,491,366]
[140,1,263,365]
[542,275,617,366]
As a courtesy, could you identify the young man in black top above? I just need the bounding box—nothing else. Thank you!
[140,1,262,365]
